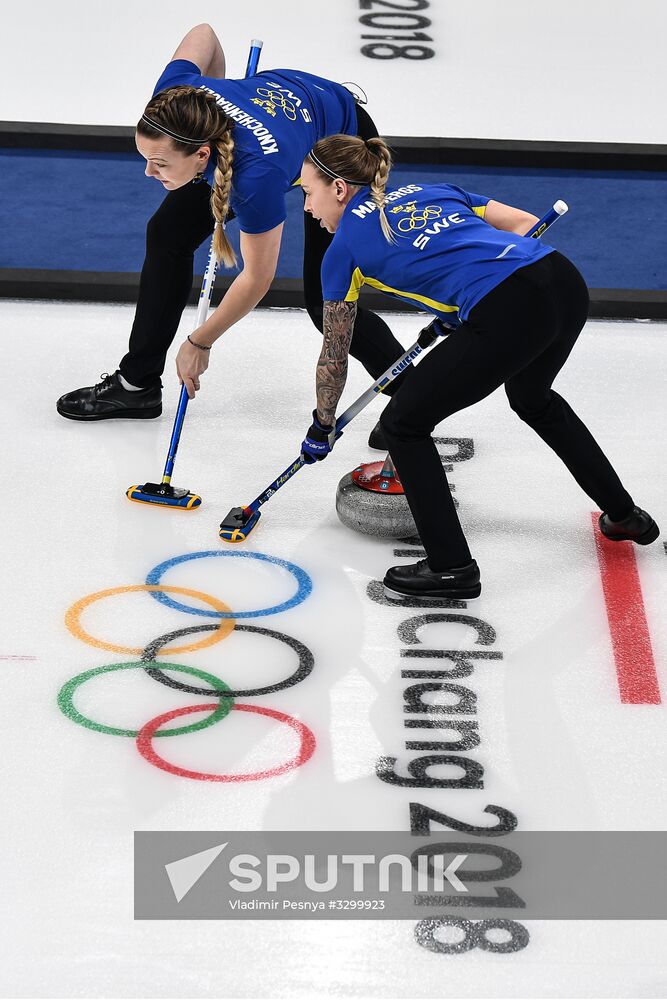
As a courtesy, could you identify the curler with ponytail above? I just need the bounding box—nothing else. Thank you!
[308,133,396,244]
[365,137,394,245]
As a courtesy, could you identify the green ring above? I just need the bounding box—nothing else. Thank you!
[58,661,233,737]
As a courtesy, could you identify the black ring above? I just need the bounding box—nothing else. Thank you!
[140,623,314,697]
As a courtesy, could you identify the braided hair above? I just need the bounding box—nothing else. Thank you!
[307,134,395,243]
[137,86,237,267]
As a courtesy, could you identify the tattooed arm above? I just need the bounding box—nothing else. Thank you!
[316,300,358,426]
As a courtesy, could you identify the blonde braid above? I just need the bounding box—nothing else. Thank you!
[367,137,395,245]
[210,126,237,268]
[152,87,185,119]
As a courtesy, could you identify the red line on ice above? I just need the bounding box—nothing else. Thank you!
[592,513,660,704]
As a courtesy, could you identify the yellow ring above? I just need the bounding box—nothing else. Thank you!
[65,585,235,655]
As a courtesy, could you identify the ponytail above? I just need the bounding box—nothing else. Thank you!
[308,134,395,244]
[365,137,394,244]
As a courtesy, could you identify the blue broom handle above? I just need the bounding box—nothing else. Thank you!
[526,199,568,239]
[245,39,263,78]
[162,246,219,481]
[162,384,191,480]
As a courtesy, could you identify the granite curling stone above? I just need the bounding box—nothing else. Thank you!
[335,456,417,538]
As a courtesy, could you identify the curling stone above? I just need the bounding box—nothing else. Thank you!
[336,454,417,538]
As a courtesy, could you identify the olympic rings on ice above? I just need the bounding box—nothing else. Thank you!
[59,550,316,782]
[145,550,312,618]
[137,703,316,781]
[65,584,234,655]
[58,661,233,737]
[141,623,314,698]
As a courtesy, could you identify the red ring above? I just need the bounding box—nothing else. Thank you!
[136,703,316,781]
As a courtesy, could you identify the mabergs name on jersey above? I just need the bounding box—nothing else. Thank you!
[351,184,424,220]
[352,185,467,250]
[199,85,280,155]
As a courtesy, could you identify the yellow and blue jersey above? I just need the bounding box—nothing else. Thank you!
[153,60,357,234]
[321,183,555,323]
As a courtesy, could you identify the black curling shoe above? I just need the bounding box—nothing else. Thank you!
[384,558,481,601]
[368,420,388,451]
[56,371,162,421]
[599,506,659,545]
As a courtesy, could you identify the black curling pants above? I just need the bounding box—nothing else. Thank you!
[120,179,216,387]
[379,251,635,570]
[120,102,408,393]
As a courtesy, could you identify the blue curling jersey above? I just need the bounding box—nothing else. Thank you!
[153,60,357,234]
[321,182,555,323]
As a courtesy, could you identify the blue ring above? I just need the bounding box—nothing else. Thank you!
[145,550,312,619]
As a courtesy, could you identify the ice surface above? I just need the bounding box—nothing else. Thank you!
[0,299,665,998]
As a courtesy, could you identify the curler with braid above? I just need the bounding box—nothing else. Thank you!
[209,126,236,267]
[126,41,263,512]
[137,85,237,268]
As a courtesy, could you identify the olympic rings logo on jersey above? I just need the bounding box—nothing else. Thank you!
[58,550,317,783]
[251,82,313,123]
[252,88,298,122]
[390,202,443,234]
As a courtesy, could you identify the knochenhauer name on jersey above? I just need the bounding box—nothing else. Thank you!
[199,85,281,155]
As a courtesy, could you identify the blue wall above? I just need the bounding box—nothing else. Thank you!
[1,148,665,290]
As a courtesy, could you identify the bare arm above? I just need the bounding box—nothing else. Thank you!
[484,199,539,236]
[193,224,284,344]
[316,300,358,426]
[174,224,283,397]
[171,23,226,77]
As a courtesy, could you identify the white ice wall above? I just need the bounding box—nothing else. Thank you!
[0,0,664,143]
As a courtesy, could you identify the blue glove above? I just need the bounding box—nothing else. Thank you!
[301,410,339,464]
